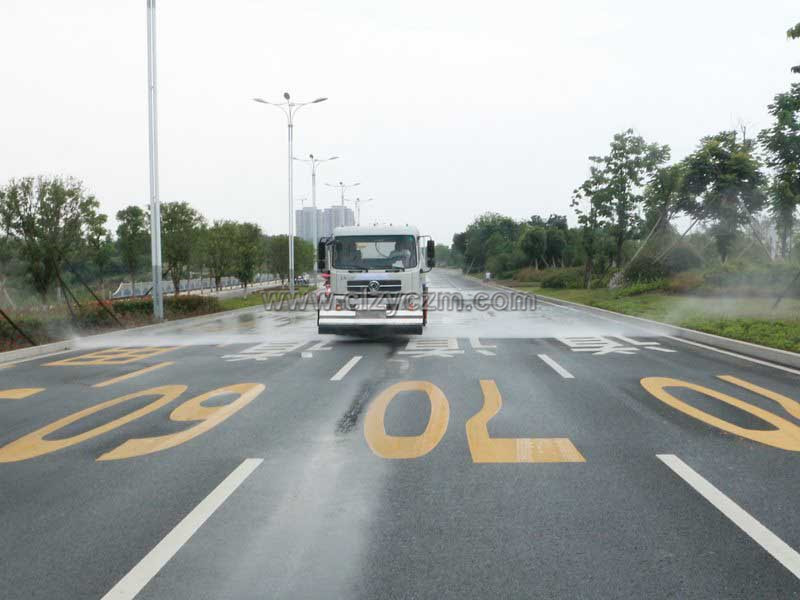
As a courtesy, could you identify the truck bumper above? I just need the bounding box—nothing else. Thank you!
[318,309,424,335]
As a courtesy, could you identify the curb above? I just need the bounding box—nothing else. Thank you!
[485,280,800,372]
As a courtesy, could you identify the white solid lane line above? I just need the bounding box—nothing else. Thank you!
[658,454,800,581]
[538,354,575,379]
[330,356,363,381]
[101,458,263,600]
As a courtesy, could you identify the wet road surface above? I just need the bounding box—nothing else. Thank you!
[1,269,799,599]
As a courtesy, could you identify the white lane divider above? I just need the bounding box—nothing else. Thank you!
[330,356,363,381]
[101,458,263,600]
[538,354,575,379]
[658,454,800,581]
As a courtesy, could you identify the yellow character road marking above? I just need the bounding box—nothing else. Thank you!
[97,383,264,461]
[92,362,175,388]
[466,380,585,463]
[0,388,45,400]
[0,386,186,462]
[641,376,800,451]
[364,381,449,459]
[46,346,179,367]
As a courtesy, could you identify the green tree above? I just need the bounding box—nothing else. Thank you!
[0,176,101,301]
[232,222,266,290]
[204,220,237,290]
[116,205,149,294]
[84,205,114,297]
[572,164,611,287]
[545,228,567,267]
[519,226,547,269]
[681,131,766,263]
[159,201,205,295]
[643,164,687,237]
[460,213,519,272]
[266,235,312,283]
[434,244,451,266]
[789,22,800,74]
[589,130,670,267]
[759,83,800,258]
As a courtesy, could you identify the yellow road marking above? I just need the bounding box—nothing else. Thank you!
[466,380,585,463]
[0,388,45,400]
[46,346,179,367]
[364,381,449,459]
[92,362,175,388]
[0,386,186,462]
[641,376,800,451]
[97,383,264,461]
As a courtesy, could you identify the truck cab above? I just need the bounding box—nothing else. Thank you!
[317,225,435,335]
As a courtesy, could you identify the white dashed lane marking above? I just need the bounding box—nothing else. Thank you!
[658,454,800,581]
[537,354,575,379]
[331,356,363,381]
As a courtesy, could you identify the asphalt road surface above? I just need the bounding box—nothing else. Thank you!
[1,269,799,599]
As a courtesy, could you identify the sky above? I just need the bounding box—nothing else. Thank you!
[0,1,798,246]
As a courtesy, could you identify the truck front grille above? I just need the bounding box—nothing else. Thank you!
[347,279,402,294]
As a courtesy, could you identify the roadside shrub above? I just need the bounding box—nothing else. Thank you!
[165,295,219,316]
[541,267,583,289]
[624,256,669,283]
[662,245,702,273]
[616,279,668,297]
[666,271,704,294]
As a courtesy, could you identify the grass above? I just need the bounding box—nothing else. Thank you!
[521,284,800,353]
[217,286,313,311]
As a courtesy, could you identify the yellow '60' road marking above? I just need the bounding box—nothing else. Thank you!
[466,380,585,463]
[364,381,449,459]
[641,376,800,451]
[0,386,186,463]
[97,383,264,461]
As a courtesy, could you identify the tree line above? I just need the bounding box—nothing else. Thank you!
[0,176,313,305]
[453,22,800,288]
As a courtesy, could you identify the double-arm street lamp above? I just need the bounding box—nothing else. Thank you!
[325,180,360,208]
[293,154,338,275]
[253,93,327,293]
[351,197,374,226]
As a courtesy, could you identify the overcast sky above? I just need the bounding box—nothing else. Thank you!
[1,1,798,245]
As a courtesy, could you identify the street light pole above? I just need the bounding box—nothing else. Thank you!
[294,154,338,276]
[253,93,327,294]
[352,197,374,226]
[325,181,360,208]
[146,0,164,320]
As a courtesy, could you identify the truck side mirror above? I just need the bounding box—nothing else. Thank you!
[426,240,436,268]
[317,241,327,272]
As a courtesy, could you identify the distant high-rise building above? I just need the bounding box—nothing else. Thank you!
[295,205,354,243]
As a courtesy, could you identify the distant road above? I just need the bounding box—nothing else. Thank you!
[1,269,798,599]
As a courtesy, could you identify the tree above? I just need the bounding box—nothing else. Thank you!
[789,22,800,74]
[232,222,266,290]
[519,226,547,269]
[0,176,101,301]
[460,213,519,272]
[589,130,670,267]
[545,228,567,267]
[83,205,114,297]
[643,164,687,238]
[266,235,313,284]
[204,220,237,290]
[759,83,800,258]
[159,202,205,295]
[572,163,611,287]
[681,131,767,263]
[434,244,451,266]
[116,205,149,294]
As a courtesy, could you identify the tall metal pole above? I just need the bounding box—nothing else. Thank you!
[287,112,295,294]
[146,0,164,320]
[311,160,318,275]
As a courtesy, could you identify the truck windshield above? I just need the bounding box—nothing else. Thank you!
[333,235,418,270]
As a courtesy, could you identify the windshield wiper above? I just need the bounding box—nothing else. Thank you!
[385,267,405,272]
[337,265,368,272]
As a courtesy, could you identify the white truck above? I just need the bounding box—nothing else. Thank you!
[316,225,435,335]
